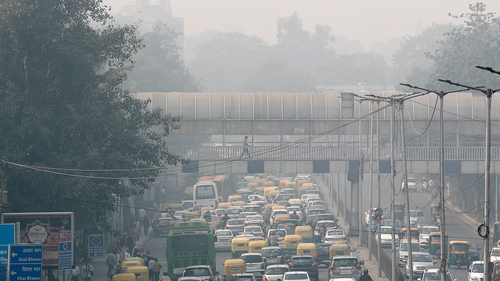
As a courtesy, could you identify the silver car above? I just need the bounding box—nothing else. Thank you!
[226,218,245,234]
[261,246,285,266]
[240,253,265,279]
[329,256,363,281]
[405,252,435,277]
[263,265,290,281]
[323,229,348,244]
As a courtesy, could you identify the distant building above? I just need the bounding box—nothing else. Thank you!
[112,0,184,59]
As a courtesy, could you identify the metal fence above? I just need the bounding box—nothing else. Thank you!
[169,146,500,161]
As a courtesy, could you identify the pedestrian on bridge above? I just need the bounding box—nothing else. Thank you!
[240,136,251,159]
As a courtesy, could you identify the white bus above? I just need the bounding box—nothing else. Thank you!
[193,181,219,208]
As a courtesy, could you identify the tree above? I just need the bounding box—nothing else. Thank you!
[0,0,184,231]
[124,22,199,92]
[426,3,500,90]
[276,11,310,45]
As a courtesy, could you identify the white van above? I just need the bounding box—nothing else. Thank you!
[193,181,219,208]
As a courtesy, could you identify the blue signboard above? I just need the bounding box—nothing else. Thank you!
[0,224,15,266]
[88,235,104,258]
[58,242,72,270]
[8,244,43,281]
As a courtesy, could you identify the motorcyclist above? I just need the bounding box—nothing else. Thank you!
[220,212,230,228]
[290,211,299,220]
[203,211,211,223]
[360,269,373,281]
[268,232,279,247]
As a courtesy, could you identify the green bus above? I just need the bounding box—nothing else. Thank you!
[167,221,216,280]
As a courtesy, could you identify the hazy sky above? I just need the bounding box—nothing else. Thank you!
[103,0,500,47]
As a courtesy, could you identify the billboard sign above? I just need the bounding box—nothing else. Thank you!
[58,242,72,270]
[0,224,15,266]
[2,212,73,266]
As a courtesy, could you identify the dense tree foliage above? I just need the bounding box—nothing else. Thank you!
[124,22,199,92]
[426,3,500,90]
[0,0,184,230]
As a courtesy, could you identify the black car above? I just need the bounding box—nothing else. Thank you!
[288,255,318,281]
[316,244,332,266]
[469,242,480,261]
[152,217,172,236]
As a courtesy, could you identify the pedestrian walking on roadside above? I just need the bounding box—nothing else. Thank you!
[239,136,251,158]
[135,220,141,236]
[360,269,373,281]
[148,257,155,281]
[160,272,171,281]
[69,265,80,281]
[106,250,116,278]
[82,262,94,281]
[143,216,151,236]
[153,258,162,281]
[127,233,134,253]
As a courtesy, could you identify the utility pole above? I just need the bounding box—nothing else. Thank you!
[369,100,374,260]
[377,100,382,277]
[437,71,500,281]
[391,100,397,281]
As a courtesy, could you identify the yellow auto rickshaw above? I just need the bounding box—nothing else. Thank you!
[201,206,215,212]
[274,214,291,226]
[184,212,199,221]
[280,180,291,189]
[330,243,350,259]
[272,205,286,212]
[284,234,303,258]
[169,203,183,211]
[264,187,279,198]
[232,237,249,258]
[428,232,448,256]
[224,259,246,275]
[232,201,246,207]
[302,183,314,188]
[268,190,280,202]
[297,180,309,188]
[295,225,314,243]
[285,182,298,192]
[448,241,470,269]
[256,186,266,195]
[247,182,259,191]
[264,204,277,223]
[263,181,275,187]
[218,202,232,209]
[297,243,317,259]
[289,198,302,206]
[297,187,309,198]
[249,240,268,253]
[123,257,145,266]
[126,266,149,281]
[120,260,142,273]
[112,273,136,281]
[401,227,419,241]
[228,195,243,203]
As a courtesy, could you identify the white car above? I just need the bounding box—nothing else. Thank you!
[263,264,290,281]
[468,261,484,281]
[270,210,289,226]
[402,177,417,191]
[214,229,233,251]
[491,247,500,262]
[240,253,265,279]
[419,226,439,248]
[398,239,422,266]
[408,210,425,227]
[405,252,435,277]
[282,272,310,281]
[379,226,398,247]
[322,229,348,244]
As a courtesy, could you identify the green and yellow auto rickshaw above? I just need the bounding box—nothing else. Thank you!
[232,237,249,258]
[295,225,314,243]
[428,232,447,256]
[448,241,470,269]
[283,234,303,258]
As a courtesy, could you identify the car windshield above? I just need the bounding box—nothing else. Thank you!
[245,227,261,233]
[228,219,244,225]
[380,228,391,234]
[400,243,420,251]
[423,272,452,281]
[262,248,282,256]
[318,222,336,228]
[469,243,477,249]
[157,219,171,225]
[422,228,439,234]
[472,263,484,273]
[327,230,344,236]
[266,267,289,275]
[269,230,287,237]
[216,210,226,216]
[332,258,358,267]
[284,273,308,280]
[291,257,314,264]
[217,231,232,236]
[451,244,468,251]
[241,255,263,263]
[183,268,211,277]
[274,211,288,216]
[413,254,432,262]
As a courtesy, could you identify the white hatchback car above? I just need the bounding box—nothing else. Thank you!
[323,229,348,244]
[468,261,484,281]
[282,272,310,281]
[263,264,290,281]
[214,229,233,251]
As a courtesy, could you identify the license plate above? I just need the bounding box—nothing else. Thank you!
[340,270,352,274]
[220,239,228,242]
[267,258,276,262]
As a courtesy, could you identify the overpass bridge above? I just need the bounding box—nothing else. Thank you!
[135,92,500,174]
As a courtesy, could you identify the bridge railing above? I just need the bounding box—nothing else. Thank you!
[169,146,499,161]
